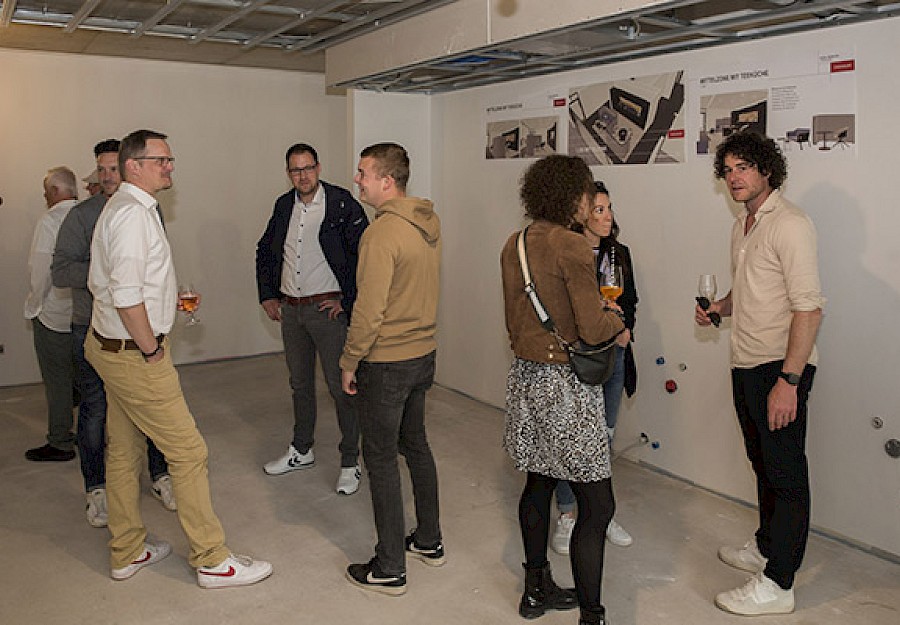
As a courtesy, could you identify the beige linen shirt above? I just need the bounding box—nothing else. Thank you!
[730,189,825,368]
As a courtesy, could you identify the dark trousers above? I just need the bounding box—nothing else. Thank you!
[32,318,75,450]
[281,302,359,467]
[356,351,441,575]
[73,324,168,492]
[520,472,615,612]
[732,360,816,590]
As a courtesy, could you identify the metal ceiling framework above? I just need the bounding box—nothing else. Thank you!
[0,0,458,53]
[337,0,900,93]
[0,0,898,91]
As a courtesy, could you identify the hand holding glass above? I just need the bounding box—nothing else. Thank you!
[600,265,624,301]
[178,285,201,326]
[697,274,721,327]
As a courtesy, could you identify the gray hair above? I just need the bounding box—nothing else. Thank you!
[44,166,78,198]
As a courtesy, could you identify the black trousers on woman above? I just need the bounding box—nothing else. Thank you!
[519,471,615,611]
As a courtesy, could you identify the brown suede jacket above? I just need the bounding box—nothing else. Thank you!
[501,220,624,364]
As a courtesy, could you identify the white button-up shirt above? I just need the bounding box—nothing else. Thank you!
[89,182,176,338]
[24,198,78,332]
[280,184,340,297]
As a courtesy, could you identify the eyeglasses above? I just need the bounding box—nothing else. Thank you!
[288,164,318,176]
[721,162,755,176]
[135,156,175,166]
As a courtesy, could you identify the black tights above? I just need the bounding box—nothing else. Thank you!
[519,472,615,611]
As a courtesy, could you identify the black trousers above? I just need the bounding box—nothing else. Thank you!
[519,472,615,611]
[731,360,816,589]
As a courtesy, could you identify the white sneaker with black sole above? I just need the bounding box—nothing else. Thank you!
[263,445,314,475]
[197,554,273,589]
[336,465,361,495]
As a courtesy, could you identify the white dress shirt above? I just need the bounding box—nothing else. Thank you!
[89,182,177,338]
[24,198,78,332]
[280,184,341,297]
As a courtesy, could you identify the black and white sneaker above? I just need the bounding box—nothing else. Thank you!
[405,532,446,567]
[346,558,407,596]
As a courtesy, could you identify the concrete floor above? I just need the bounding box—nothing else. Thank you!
[1,353,897,625]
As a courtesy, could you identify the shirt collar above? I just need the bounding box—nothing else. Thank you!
[119,181,158,210]
[295,183,324,207]
[738,188,782,221]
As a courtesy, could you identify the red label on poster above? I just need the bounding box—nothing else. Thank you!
[553,98,566,107]
[831,60,855,73]
[667,129,685,139]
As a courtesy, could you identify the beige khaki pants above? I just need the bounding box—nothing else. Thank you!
[85,333,229,569]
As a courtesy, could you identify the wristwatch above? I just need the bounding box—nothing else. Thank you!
[778,371,801,386]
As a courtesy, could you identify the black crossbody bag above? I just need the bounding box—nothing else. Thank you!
[516,227,620,386]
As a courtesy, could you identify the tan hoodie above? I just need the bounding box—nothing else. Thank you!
[340,196,441,371]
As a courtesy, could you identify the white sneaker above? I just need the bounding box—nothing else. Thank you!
[197,553,273,589]
[719,539,768,573]
[151,475,177,511]
[336,465,361,495]
[111,538,172,580]
[715,572,795,615]
[551,514,576,555]
[606,519,633,547]
[86,488,108,528]
[263,445,314,475]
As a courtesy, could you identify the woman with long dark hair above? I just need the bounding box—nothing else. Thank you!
[552,181,639,553]
[500,156,624,625]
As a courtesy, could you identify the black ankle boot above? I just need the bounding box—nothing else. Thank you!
[518,562,578,619]
[579,606,607,625]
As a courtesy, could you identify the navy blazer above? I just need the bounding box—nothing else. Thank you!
[255,181,368,315]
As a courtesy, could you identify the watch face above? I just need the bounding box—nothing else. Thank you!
[781,372,801,385]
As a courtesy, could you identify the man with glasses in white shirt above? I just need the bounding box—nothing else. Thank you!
[86,129,271,588]
[256,143,368,495]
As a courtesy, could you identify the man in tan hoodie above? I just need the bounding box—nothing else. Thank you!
[340,143,443,596]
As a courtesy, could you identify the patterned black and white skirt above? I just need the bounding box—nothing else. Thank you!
[503,358,611,483]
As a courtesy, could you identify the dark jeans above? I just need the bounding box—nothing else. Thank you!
[73,324,168,492]
[356,351,441,575]
[281,302,359,467]
[732,360,816,590]
[519,472,615,611]
[32,318,75,450]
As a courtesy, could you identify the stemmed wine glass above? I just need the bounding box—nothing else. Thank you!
[697,274,720,327]
[600,265,624,302]
[178,284,201,326]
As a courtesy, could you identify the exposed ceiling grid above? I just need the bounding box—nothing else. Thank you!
[0,0,898,91]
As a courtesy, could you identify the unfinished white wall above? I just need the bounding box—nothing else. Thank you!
[0,49,349,386]
[418,18,900,556]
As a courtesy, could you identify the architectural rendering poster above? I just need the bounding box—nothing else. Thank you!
[568,71,686,166]
[486,116,560,159]
[694,49,857,157]
[485,90,566,159]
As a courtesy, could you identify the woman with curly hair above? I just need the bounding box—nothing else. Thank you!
[500,155,625,625]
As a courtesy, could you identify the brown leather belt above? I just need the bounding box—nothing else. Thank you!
[92,329,165,353]
[284,291,341,306]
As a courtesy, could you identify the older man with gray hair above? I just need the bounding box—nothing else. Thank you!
[25,166,79,462]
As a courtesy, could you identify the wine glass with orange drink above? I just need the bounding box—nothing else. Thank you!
[177,284,201,326]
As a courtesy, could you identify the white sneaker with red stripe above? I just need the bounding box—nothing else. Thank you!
[197,553,273,589]
[111,538,171,580]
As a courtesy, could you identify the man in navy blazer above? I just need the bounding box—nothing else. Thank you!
[256,143,368,495]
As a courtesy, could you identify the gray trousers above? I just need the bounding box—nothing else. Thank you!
[281,302,359,467]
[32,317,75,450]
